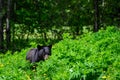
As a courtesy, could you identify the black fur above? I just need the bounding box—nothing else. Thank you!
[26,45,52,63]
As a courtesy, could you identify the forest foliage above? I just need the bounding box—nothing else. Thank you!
[0,0,120,80]
[0,26,120,80]
[0,0,120,51]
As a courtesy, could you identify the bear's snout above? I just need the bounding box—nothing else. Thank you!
[44,54,49,60]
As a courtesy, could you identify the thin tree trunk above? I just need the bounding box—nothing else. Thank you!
[94,0,99,32]
[0,0,4,50]
[6,0,11,49]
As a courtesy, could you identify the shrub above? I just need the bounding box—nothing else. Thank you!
[36,26,120,80]
[0,26,120,80]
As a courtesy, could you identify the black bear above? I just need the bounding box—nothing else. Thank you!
[26,45,52,63]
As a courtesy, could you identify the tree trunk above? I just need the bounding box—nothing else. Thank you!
[0,0,4,50]
[6,0,11,49]
[94,0,99,32]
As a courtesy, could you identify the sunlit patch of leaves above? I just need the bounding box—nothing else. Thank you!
[0,26,120,80]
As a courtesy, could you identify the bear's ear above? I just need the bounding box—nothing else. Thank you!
[48,45,52,48]
[37,45,43,50]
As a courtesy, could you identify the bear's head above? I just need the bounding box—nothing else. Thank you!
[37,45,52,60]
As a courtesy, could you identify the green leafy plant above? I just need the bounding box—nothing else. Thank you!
[0,26,120,80]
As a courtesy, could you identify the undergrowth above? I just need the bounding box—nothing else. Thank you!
[0,26,120,80]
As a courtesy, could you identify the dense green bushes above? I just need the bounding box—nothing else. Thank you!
[0,26,120,80]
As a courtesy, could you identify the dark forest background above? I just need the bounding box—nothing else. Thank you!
[0,0,120,52]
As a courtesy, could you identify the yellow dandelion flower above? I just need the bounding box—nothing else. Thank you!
[102,75,107,79]
[44,74,47,76]
[26,74,31,80]
[0,63,4,67]
[107,76,110,78]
